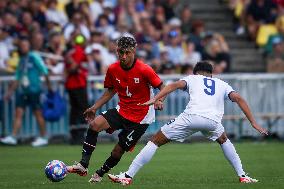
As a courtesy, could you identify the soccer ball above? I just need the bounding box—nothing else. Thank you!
[45,160,67,182]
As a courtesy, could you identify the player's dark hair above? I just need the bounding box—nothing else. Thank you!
[117,35,137,49]
[193,61,213,75]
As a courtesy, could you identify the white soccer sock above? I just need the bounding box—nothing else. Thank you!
[220,139,245,177]
[126,141,158,178]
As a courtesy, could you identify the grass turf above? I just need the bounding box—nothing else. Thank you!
[0,142,283,189]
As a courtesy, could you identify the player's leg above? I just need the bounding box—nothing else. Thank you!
[108,130,170,185]
[68,108,122,177]
[90,144,125,183]
[108,113,191,185]
[31,93,48,147]
[67,115,111,176]
[0,93,26,145]
[91,121,149,183]
[216,132,258,183]
[125,130,170,177]
[216,133,245,177]
[0,107,24,145]
[12,107,25,137]
[32,109,48,147]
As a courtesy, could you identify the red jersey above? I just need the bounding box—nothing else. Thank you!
[65,45,88,89]
[104,59,162,124]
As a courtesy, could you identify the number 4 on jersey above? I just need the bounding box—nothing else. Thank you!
[126,86,132,97]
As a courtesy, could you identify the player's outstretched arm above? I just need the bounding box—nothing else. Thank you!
[84,88,116,122]
[140,80,186,106]
[229,92,268,135]
[154,84,166,110]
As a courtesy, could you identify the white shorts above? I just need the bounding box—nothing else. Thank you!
[161,113,224,142]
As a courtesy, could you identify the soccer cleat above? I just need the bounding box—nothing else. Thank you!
[0,136,17,145]
[108,172,132,186]
[67,162,88,176]
[89,173,103,183]
[31,137,48,147]
[239,173,258,183]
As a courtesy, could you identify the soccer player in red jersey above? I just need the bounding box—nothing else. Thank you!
[67,34,165,183]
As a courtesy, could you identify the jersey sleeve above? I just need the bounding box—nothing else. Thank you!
[180,76,191,91]
[224,83,235,101]
[143,65,162,88]
[104,67,114,88]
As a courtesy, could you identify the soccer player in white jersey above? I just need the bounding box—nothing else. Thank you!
[108,61,268,185]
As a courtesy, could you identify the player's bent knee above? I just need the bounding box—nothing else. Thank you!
[216,133,228,144]
[150,131,169,147]
[90,115,110,132]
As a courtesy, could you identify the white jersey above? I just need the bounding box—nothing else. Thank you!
[181,75,234,123]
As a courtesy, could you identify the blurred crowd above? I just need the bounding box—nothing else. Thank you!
[0,0,232,77]
[228,0,284,72]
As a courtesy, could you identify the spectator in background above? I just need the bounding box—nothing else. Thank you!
[89,0,104,24]
[213,61,228,75]
[101,1,116,25]
[65,0,81,20]
[155,46,170,73]
[64,12,90,42]
[117,0,141,33]
[228,0,250,35]
[151,5,166,31]
[1,12,21,39]
[85,31,110,74]
[189,20,206,54]
[64,34,89,144]
[106,31,121,64]
[160,61,176,74]
[180,6,193,35]
[203,33,231,72]
[182,40,201,66]
[266,37,284,72]
[246,0,278,40]
[265,15,284,55]
[96,14,115,37]
[19,11,34,37]
[44,31,65,75]
[0,38,51,147]
[29,0,46,28]
[166,30,184,66]
[161,0,178,21]
[79,1,93,29]
[86,44,104,75]
[45,0,68,28]
[30,31,45,52]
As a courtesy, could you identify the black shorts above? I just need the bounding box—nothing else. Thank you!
[16,92,41,110]
[101,109,149,151]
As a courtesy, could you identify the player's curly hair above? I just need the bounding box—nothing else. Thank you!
[193,61,213,75]
[117,34,137,49]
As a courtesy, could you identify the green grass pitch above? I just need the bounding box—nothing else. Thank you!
[0,142,283,189]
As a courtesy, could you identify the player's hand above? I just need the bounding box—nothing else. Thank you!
[154,100,163,111]
[84,108,97,123]
[252,123,268,135]
[138,98,156,106]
